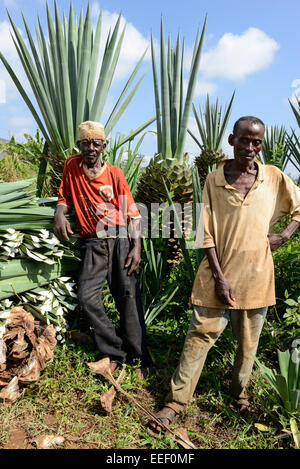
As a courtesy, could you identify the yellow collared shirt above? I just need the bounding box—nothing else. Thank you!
[191,160,300,309]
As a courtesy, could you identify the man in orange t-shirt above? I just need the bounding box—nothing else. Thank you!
[54,121,151,374]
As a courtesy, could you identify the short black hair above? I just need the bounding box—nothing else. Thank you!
[233,116,265,135]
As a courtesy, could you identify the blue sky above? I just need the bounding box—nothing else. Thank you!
[0,0,299,176]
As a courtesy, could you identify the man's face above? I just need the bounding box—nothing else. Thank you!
[78,139,106,166]
[228,121,264,166]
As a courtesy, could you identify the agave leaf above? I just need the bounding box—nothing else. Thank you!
[285,130,300,173]
[0,198,35,209]
[290,390,300,412]
[278,350,290,386]
[0,51,51,144]
[175,16,207,162]
[0,267,78,301]
[104,49,148,136]
[151,32,162,154]
[275,374,290,411]
[288,347,300,393]
[216,91,235,149]
[76,7,84,72]
[21,13,46,86]
[90,14,123,120]
[189,91,234,152]
[253,355,279,395]
[290,417,300,449]
[0,179,36,196]
[170,32,181,155]
[54,0,74,149]
[86,10,102,110]
[144,284,178,326]
[9,9,63,148]
[46,1,62,119]
[76,2,92,128]
[105,74,146,137]
[37,17,60,128]
[0,207,55,217]
[260,125,290,169]
[2,4,148,157]
[67,1,78,130]
[289,96,300,128]
[160,17,172,159]
[0,190,34,204]
[0,221,54,231]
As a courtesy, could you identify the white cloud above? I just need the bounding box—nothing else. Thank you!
[200,27,279,81]
[0,20,20,58]
[2,0,18,8]
[8,116,34,128]
[0,20,31,101]
[0,79,6,103]
[1,0,44,7]
[182,77,217,100]
[194,80,217,98]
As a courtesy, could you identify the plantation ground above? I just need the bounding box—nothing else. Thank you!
[0,315,295,450]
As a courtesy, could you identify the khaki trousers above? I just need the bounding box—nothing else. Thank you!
[165,305,268,413]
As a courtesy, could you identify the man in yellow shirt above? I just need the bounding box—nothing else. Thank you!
[151,116,300,428]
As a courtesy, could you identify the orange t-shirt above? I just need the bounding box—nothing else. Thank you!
[57,154,141,237]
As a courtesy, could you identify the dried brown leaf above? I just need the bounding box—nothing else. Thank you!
[172,427,197,449]
[100,368,126,413]
[0,376,20,403]
[87,357,111,376]
[18,354,40,384]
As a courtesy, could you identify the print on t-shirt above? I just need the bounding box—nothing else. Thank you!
[99,185,114,202]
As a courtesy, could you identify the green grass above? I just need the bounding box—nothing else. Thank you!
[0,320,297,450]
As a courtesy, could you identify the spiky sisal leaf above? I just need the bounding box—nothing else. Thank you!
[136,16,207,218]
[0,1,148,156]
[285,130,300,175]
[188,92,235,153]
[289,95,300,128]
[189,93,234,188]
[151,15,207,165]
[260,125,290,170]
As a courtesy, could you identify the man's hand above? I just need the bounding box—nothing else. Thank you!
[125,218,142,275]
[125,245,141,275]
[53,207,73,241]
[268,220,300,252]
[215,275,235,307]
[267,233,284,251]
[205,247,235,307]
